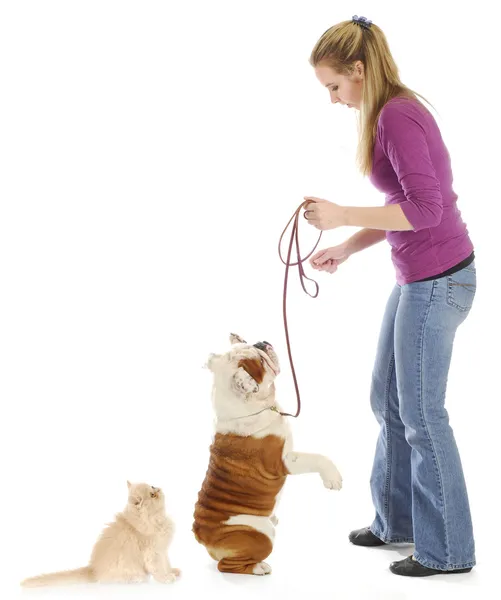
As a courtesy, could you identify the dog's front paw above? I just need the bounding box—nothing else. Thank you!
[322,467,343,491]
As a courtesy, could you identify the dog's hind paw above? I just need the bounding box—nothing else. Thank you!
[253,562,272,576]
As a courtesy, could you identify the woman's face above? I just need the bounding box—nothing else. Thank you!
[314,62,364,109]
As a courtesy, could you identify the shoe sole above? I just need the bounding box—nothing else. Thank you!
[390,566,473,577]
[348,532,386,547]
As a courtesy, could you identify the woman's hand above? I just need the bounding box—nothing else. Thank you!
[310,244,350,274]
[304,197,347,230]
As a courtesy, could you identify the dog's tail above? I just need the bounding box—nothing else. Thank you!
[21,566,94,587]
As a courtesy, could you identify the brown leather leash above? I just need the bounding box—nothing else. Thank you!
[276,200,322,417]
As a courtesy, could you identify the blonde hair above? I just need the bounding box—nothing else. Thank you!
[310,19,430,176]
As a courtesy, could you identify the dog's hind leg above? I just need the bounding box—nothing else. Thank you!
[213,528,273,575]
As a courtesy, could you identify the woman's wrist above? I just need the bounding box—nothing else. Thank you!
[341,237,357,256]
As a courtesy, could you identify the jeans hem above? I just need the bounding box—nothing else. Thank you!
[413,551,476,571]
[370,525,414,544]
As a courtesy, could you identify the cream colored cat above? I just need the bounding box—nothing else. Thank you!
[21,481,180,587]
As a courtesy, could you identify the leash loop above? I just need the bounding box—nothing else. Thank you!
[277,200,322,417]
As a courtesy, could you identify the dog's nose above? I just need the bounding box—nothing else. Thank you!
[254,341,272,352]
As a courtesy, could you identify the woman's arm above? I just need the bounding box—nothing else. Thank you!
[343,204,414,231]
[344,227,387,254]
[306,102,444,234]
[305,198,415,233]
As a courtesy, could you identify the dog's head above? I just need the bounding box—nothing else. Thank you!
[207,333,280,416]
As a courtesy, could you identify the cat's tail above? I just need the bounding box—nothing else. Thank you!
[20,566,95,587]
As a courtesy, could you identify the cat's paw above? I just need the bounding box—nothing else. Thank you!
[126,575,148,584]
[154,572,176,584]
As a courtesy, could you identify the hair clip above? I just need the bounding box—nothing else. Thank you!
[352,15,372,30]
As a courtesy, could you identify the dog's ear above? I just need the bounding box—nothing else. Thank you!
[232,367,259,395]
[232,358,265,395]
[205,353,221,372]
[229,333,246,345]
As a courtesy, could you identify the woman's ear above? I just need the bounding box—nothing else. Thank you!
[353,60,364,78]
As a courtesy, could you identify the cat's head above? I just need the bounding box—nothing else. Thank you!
[206,333,280,418]
[126,481,165,514]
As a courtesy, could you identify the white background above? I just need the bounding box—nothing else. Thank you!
[1,1,499,599]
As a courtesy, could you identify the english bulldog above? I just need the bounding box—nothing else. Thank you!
[192,333,342,575]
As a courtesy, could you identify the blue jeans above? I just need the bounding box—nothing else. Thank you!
[369,262,476,570]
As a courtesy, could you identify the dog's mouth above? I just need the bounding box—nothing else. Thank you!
[254,341,280,377]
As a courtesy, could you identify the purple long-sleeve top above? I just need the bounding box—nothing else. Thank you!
[369,97,474,285]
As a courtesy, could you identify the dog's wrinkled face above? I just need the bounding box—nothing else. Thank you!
[207,333,280,401]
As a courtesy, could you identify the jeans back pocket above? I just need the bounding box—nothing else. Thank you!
[446,264,476,312]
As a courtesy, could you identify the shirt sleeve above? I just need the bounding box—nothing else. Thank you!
[378,101,443,231]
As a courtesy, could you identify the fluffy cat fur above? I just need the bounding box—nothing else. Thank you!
[21,481,180,587]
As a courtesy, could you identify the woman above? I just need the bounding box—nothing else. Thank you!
[304,16,476,577]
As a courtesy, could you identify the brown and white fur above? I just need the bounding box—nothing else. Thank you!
[193,333,342,575]
[21,482,180,587]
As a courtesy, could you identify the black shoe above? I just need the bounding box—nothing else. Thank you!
[390,556,473,577]
[348,527,386,547]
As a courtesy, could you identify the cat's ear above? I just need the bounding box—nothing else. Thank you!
[127,481,142,507]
